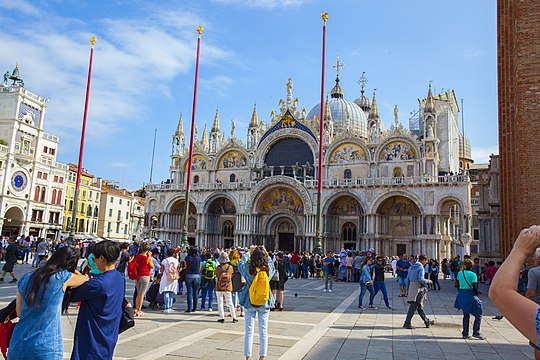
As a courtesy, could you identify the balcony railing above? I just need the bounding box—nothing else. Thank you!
[146,175,469,192]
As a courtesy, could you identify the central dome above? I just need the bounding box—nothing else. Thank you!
[307,77,368,138]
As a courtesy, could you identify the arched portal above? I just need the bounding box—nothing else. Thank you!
[3,207,24,236]
[325,195,364,251]
[376,195,421,256]
[275,217,296,252]
[439,198,464,256]
[207,197,237,248]
[170,200,197,246]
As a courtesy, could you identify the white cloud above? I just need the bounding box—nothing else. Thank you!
[463,50,486,58]
[200,75,235,96]
[211,0,312,9]
[472,145,498,164]
[0,6,234,146]
[0,0,39,15]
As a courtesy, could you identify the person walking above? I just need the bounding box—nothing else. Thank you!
[403,255,434,329]
[372,256,392,309]
[396,253,410,297]
[7,247,88,360]
[391,256,397,277]
[454,258,485,339]
[229,248,244,317]
[215,251,237,323]
[358,257,376,310]
[345,252,354,282]
[184,247,202,313]
[238,245,275,360]
[0,236,19,283]
[132,242,154,316]
[429,259,441,290]
[323,251,335,292]
[70,240,125,360]
[159,248,179,313]
[270,252,287,311]
[353,252,363,282]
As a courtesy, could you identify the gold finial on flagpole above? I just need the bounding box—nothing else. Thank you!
[90,36,96,47]
[197,26,203,37]
[322,13,328,24]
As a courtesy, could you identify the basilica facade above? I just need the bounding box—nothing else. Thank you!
[145,74,472,260]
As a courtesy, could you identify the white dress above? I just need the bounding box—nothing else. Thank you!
[159,257,179,294]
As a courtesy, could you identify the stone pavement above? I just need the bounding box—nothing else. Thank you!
[0,262,534,360]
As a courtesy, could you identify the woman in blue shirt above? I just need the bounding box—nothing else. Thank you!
[358,257,376,310]
[239,246,275,360]
[8,247,89,360]
[184,247,202,313]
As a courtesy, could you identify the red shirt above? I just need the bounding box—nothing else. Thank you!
[135,253,152,277]
[290,254,300,265]
[486,265,498,280]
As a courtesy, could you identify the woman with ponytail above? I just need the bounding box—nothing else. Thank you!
[8,246,89,360]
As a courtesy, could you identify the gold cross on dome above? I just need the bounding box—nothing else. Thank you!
[333,56,344,77]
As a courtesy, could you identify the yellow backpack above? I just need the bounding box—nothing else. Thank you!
[249,268,270,306]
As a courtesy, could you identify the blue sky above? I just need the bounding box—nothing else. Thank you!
[0,0,497,190]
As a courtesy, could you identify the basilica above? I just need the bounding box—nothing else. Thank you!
[145,69,473,260]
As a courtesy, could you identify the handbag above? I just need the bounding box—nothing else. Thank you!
[119,298,135,334]
[0,309,17,359]
[461,270,480,296]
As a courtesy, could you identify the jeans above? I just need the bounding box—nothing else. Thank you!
[359,281,375,307]
[354,268,361,282]
[463,312,482,336]
[373,280,390,307]
[324,272,333,291]
[32,253,41,267]
[404,302,429,326]
[201,281,215,309]
[216,291,236,319]
[430,274,441,290]
[244,307,270,357]
[177,279,183,294]
[290,264,299,278]
[301,264,308,278]
[163,291,175,310]
[22,248,30,262]
[185,274,201,311]
[285,263,291,277]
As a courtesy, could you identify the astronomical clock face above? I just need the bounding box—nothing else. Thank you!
[11,171,28,192]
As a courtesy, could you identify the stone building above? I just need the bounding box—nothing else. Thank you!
[498,0,540,257]
[0,65,68,238]
[96,181,135,241]
[146,70,472,259]
[476,155,501,260]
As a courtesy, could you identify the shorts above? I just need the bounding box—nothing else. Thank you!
[136,276,151,295]
[3,261,16,273]
[398,277,408,287]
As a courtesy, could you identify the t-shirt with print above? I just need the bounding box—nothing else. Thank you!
[457,270,478,290]
[527,266,540,305]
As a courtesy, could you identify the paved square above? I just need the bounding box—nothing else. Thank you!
[0,264,533,359]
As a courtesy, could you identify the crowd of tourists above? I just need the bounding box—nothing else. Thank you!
[3,229,540,359]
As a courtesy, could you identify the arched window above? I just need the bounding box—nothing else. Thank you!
[52,189,57,205]
[222,220,234,238]
[94,207,99,217]
[194,175,199,184]
[57,190,62,205]
[344,169,352,179]
[341,222,357,242]
[34,186,40,201]
[229,174,236,183]
[40,188,46,202]
[87,205,93,217]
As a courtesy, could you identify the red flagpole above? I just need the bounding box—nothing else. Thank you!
[70,36,96,239]
[181,26,203,248]
[315,13,328,254]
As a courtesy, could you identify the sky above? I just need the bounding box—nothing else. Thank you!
[0,0,498,190]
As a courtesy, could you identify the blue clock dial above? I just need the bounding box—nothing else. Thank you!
[11,171,27,191]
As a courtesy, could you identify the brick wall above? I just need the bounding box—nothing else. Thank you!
[498,0,540,257]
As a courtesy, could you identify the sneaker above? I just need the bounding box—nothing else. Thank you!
[358,306,364,310]
[208,308,213,312]
[323,289,327,292]
[232,318,238,323]
[328,289,332,293]
[403,324,414,329]
[472,334,486,340]
[217,319,225,323]
[386,305,393,309]
[0,278,4,283]
[9,279,17,284]
[462,335,471,339]
[425,320,435,328]
[368,305,377,309]
[184,310,191,313]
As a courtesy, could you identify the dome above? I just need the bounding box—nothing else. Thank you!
[354,94,371,110]
[307,77,368,138]
[458,130,472,160]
